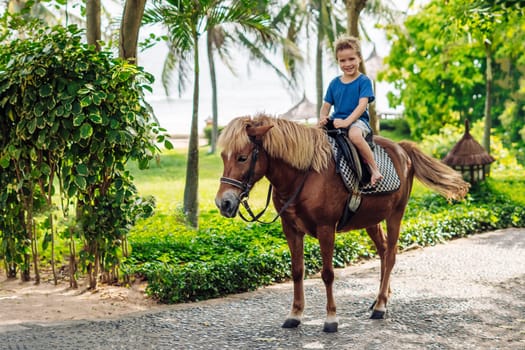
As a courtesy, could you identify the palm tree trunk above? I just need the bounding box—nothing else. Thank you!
[207,28,219,154]
[184,28,200,228]
[316,16,324,120]
[344,0,379,134]
[345,0,364,37]
[119,0,146,63]
[483,41,492,156]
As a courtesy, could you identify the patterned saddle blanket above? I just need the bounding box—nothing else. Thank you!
[327,136,400,195]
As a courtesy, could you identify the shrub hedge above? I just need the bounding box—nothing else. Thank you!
[124,178,525,304]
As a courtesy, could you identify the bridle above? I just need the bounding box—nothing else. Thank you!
[219,136,309,224]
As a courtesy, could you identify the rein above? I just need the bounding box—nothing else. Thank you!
[220,139,309,224]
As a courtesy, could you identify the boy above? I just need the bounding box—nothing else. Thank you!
[319,35,383,186]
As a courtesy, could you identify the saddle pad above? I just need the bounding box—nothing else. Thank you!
[328,137,400,195]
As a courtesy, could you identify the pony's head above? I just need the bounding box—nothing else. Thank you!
[214,114,332,218]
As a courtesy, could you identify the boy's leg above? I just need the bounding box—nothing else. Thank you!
[348,124,383,186]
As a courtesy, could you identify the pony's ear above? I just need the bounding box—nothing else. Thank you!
[246,124,274,139]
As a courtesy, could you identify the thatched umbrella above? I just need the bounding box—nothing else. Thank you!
[443,119,495,183]
[280,94,317,123]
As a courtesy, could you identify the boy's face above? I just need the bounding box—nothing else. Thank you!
[337,48,361,79]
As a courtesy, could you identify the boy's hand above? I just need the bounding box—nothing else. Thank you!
[333,118,349,129]
[318,115,330,127]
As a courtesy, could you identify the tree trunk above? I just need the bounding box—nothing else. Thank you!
[345,0,366,39]
[483,41,492,156]
[207,28,218,154]
[344,0,379,134]
[31,218,40,285]
[316,17,324,120]
[69,227,78,289]
[86,0,101,51]
[183,28,200,228]
[119,0,147,63]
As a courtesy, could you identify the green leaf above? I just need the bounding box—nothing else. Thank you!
[36,116,46,129]
[80,123,93,139]
[76,163,89,176]
[35,67,46,77]
[72,100,82,114]
[92,93,102,105]
[40,163,51,176]
[89,113,103,124]
[67,183,77,197]
[34,102,45,117]
[164,140,174,150]
[42,231,52,251]
[115,178,123,190]
[80,95,92,107]
[73,114,85,126]
[39,84,52,97]
[0,155,10,168]
[74,175,87,190]
[27,118,37,134]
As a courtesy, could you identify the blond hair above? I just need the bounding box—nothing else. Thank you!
[334,35,362,59]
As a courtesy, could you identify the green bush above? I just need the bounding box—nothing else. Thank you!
[380,117,410,134]
[203,125,225,145]
[0,20,164,285]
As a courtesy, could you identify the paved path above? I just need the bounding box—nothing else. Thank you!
[1,228,524,350]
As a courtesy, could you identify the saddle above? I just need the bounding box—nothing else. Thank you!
[324,121,401,231]
[324,121,374,187]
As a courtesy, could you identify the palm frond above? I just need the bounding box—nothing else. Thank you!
[161,42,193,97]
[236,29,299,89]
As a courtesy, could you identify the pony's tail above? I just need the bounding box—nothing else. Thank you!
[399,141,470,201]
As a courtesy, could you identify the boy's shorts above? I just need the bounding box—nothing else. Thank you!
[351,119,372,138]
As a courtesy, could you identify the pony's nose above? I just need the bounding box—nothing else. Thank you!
[215,192,239,218]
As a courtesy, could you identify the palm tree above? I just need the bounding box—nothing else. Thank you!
[144,0,281,227]
[149,0,296,154]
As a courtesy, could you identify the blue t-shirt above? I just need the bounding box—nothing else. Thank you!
[324,74,375,124]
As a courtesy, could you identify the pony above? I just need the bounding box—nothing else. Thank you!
[214,114,469,332]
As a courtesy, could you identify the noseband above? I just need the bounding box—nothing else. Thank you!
[220,138,273,222]
[220,137,309,223]
[220,139,261,201]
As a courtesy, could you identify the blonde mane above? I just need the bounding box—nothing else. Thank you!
[218,114,333,172]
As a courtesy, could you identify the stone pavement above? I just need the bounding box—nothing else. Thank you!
[1,228,524,349]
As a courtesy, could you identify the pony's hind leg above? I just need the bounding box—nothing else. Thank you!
[366,224,388,315]
[367,219,400,319]
[282,226,305,329]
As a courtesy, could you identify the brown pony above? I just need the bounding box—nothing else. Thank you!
[215,114,469,333]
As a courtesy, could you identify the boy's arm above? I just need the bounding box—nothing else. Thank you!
[333,97,368,129]
[318,102,332,127]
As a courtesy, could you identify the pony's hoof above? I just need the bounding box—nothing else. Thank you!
[282,318,301,328]
[323,322,338,333]
[370,309,386,319]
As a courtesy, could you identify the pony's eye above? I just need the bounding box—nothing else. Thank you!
[237,155,248,162]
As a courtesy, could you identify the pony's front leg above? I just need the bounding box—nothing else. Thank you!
[318,227,338,332]
[282,227,305,329]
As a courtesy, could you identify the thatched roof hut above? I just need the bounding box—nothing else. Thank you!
[280,94,317,123]
[443,119,495,183]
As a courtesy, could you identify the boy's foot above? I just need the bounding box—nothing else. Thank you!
[370,172,384,187]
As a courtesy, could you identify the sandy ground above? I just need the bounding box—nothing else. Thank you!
[0,275,162,326]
